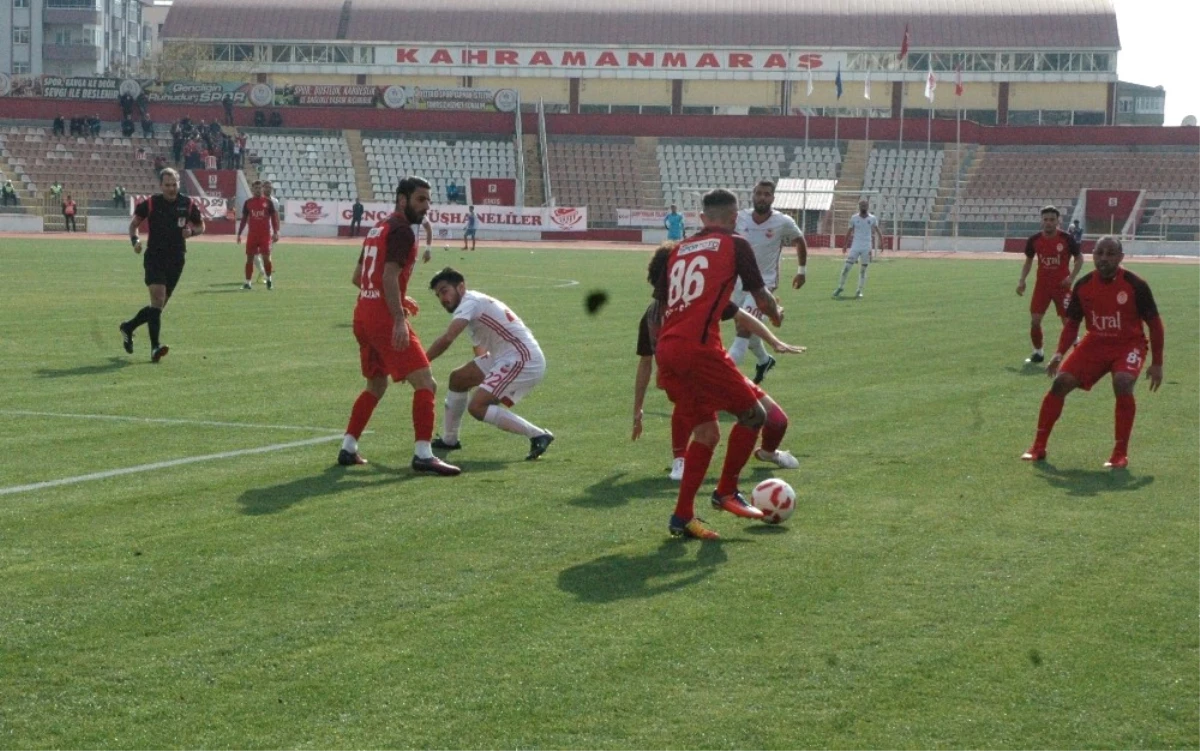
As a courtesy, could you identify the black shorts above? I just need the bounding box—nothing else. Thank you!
[144,250,186,296]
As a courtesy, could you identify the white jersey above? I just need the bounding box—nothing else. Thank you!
[735,209,803,289]
[848,213,878,253]
[453,290,544,364]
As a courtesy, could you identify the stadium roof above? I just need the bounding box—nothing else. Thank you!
[163,0,1121,49]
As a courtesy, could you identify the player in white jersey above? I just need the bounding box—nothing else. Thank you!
[834,199,884,299]
[729,179,808,385]
[425,267,554,460]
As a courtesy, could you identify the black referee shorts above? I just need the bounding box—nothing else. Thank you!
[144,250,186,297]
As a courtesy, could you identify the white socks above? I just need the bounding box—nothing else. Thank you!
[442,390,469,443]
[483,404,544,438]
[254,255,266,277]
[728,336,750,365]
[839,260,854,289]
[857,265,869,293]
[747,336,771,366]
[341,434,357,453]
[414,441,433,459]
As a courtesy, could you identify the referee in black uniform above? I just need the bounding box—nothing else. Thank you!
[120,168,204,362]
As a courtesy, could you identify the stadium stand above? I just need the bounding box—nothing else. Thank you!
[546,138,642,223]
[0,125,167,204]
[362,136,516,202]
[657,141,842,211]
[861,147,944,223]
[246,132,356,202]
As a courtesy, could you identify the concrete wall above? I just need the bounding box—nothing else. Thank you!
[88,216,131,234]
[0,215,43,232]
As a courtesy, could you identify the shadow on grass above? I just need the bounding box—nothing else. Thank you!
[557,538,735,602]
[238,459,511,515]
[1034,462,1154,497]
[1005,364,1050,377]
[569,471,678,509]
[36,357,131,378]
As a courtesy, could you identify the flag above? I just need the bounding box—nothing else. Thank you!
[864,67,871,100]
[899,23,910,62]
[924,58,937,101]
[835,62,843,99]
[954,62,964,97]
[806,60,814,97]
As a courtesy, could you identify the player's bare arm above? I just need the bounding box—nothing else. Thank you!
[791,236,808,289]
[733,310,805,354]
[351,259,363,288]
[632,355,653,440]
[1017,257,1034,295]
[271,205,280,243]
[424,318,469,362]
[421,219,434,263]
[235,210,247,243]
[842,227,853,254]
[403,296,420,317]
[129,215,144,254]
[873,225,885,257]
[381,261,409,350]
[1064,252,1085,288]
[186,215,205,238]
[750,287,782,327]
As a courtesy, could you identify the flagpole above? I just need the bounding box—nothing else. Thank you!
[897,23,910,153]
[864,64,871,145]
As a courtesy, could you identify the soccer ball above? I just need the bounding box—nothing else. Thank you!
[751,478,796,524]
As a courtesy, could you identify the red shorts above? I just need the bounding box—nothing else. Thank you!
[245,236,272,256]
[1030,280,1070,317]
[353,313,430,382]
[655,339,763,425]
[1059,334,1147,391]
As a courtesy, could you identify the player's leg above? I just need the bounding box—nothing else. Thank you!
[405,363,460,475]
[1027,287,1052,362]
[670,417,721,539]
[340,373,388,465]
[120,260,162,354]
[466,358,553,460]
[669,408,692,481]
[254,251,267,283]
[727,293,753,365]
[436,360,486,448]
[713,399,767,514]
[754,393,798,469]
[470,233,476,251]
[855,258,870,298]
[1024,340,1102,459]
[244,248,256,289]
[1107,344,1147,468]
[263,250,274,289]
[146,276,173,361]
[834,255,855,296]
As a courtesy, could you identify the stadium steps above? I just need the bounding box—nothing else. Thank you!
[932,144,973,226]
[825,139,868,234]
[522,134,544,206]
[344,130,373,200]
[633,137,664,210]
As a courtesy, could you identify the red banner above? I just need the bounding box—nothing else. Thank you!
[470,178,516,206]
[1085,190,1140,229]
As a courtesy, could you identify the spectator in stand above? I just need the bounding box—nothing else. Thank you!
[62,195,78,232]
[90,115,102,137]
[141,115,154,138]
[136,92,149,119]
[122,115,136,138]
[222,94,235,125]
[350,197,364,236]
[69,116,82,136]
[447,179,458,204]
[119,92,134,119]
[1069,219,1084,246]
[49,181,63,200]
[268,110,283,127]
[52,115,65,137]
[113,185,126,209]
[171,124,184,163]
[231,133,243,169]
[209,119,221,139]
[153,154,167,176]
[1,180,18,206]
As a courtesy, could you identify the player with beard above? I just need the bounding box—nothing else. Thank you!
[337,176,461,475]
[729,179,807,385]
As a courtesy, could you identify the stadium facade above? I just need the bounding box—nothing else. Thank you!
[160,0,1144,126]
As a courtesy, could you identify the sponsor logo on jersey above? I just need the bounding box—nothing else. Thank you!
[1090,310,1122,332]
[677,237,721,256]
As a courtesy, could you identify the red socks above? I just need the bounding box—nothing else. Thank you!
[412,388,435,442]
[670,409,692,459]
[760,403,788,453]
[717,423,760,496]
[244,261,253,281]
[1031,324,1044,350]
[1033,391,1065,449]
[346,391,380,439]
[674,440,714,521]
[1114,393,1136,455]
[264,259,274,276]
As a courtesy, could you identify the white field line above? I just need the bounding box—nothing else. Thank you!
[487,273,580,288]
[0,435,342,497]
[0,410,346,434]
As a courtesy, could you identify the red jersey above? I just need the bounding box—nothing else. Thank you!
[355,213,418,320]
[241,196,278,238]
[1025,230,1081,285]
[1066,268,1159,345]
[653,226,764,350]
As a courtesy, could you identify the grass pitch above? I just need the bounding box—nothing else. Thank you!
[0,238,1196,749]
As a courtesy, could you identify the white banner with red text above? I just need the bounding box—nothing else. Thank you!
[130,194,234,221]
[284,200,587,233]
[616,208,701,228]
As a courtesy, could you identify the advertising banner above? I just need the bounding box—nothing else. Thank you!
[617,208,701,228]
[308,202,587,231]
[1085,190,1140,226]
[273,84,378,107]
[146,81,267,106]
[470,178,516,206]
[0,76,150,100]
[131,194,233,221]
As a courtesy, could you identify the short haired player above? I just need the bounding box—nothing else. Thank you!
[635,243,805,482]
[834,198,884,299]
[654,189,784,539]
[424,267,554,460]
[236,180,280,289]
[1016,205,1083,364]
[338,177,461,476]
[729,179,808,385]
[1022,236,1164,469]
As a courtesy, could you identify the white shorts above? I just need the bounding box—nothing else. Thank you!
[474,352,545,406]
[732,288,777,322]
[846,248,872,264]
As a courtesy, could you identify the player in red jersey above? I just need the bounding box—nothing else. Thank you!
[338,176,460,475]
[1022,236,1165,469]
[653,189,783,539]
[634,244,805,482]
[236,180,280,290]
[1016,205,1083,363]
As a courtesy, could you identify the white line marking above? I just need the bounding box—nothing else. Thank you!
[0,435,342,497]
[0,410,344,434]
[489,273,580,288]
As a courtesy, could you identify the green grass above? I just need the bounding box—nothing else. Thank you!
[0,239,1197,749]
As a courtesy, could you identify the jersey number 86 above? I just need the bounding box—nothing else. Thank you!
[668,256,708,307]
